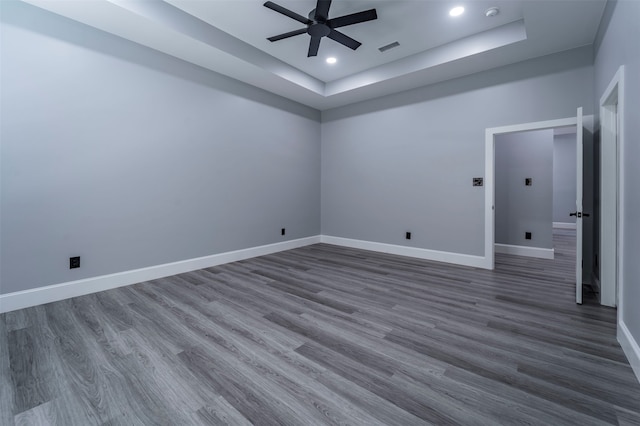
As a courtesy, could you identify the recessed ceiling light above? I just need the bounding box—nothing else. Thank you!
[326,57,337,64]
[485,7,500,17]
[449,6,465,17]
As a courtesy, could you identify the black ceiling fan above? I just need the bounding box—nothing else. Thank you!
[263,0,378,57]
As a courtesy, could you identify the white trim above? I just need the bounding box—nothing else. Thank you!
[617,66,626,319]
[320,235,487,269]
[576,107,584,304]
[619,320,640,385]
[494,243,555,259]
[553,222,577,230]
[484,128,495,270]
[485,116,577,271]
[599,65,625,310]
[486,117,578,136]
[0,236,321,314]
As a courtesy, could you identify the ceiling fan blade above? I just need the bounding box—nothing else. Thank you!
[327,9,377,28]
[264,1,312,25]
[308,36,321,57]
[314,0,332,21]
[267,28,308,42]
[327,29,361,50]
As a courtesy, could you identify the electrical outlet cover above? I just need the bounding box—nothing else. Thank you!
[70,256,80,269]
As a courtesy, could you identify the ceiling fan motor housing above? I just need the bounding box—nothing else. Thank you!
[308,23,331,37]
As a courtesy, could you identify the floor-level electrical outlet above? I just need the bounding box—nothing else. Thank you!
[406,232,411,240]
[525,232,532,240]
[70,256,80,269]
[281,228,285,236]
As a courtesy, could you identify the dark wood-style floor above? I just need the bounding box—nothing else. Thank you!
[2,230,640,425]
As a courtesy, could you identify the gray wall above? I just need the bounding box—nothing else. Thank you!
[553,133,577,224]
[495,130,553,249]
[594,0,640,360]
[0,2,321,294]
[322,47,594,256]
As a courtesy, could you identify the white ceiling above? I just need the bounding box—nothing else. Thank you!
[22,0,607,110]
[168,0,529,82]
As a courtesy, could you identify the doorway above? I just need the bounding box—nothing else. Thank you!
[484,111,587,304]
[492,127,576,260]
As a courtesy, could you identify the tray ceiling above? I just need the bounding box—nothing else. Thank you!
[20,0,607,110]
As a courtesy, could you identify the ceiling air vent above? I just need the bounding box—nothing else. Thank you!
[378,41,400,53]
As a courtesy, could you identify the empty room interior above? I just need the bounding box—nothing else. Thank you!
[1,0,640,424]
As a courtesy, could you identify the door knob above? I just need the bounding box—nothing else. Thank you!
[570,211,590,218]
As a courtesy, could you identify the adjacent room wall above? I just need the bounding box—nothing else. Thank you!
[0,2,321,295]
[321,47,594,257]
[495,129,553,249]
[593,0,640,378]
[553,132,578,225]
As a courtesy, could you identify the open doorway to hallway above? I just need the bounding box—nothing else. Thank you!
[485,109,595,305]
[493,126,578,261]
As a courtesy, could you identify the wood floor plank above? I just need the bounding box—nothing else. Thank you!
[517,360,640,411]
[2,229,639,424]
[133,281,389,425]
[13,389,97,426]
[0,314,16,426]
[435,319,639,388]
[296,341,458,425]
[4,309,30,333]
[43,302,134,424]
[8,327,52,414]
[195,396,253,426]
[443,366,614,426]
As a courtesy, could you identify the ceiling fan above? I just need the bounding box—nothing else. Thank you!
[263,0,378,57]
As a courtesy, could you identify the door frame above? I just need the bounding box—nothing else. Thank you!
[599,65,625,310]
[484,116,578,270]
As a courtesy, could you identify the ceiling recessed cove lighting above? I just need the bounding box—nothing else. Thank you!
[449,6,465,17]
[326,57,337,64]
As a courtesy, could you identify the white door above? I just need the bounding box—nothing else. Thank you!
[575,107,584,304]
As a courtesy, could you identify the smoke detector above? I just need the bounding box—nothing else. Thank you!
[485,7,500,17]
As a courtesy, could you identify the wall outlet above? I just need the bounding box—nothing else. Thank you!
[406,232,411,240]
[525,178,533,186]
[70,256,80,269]
[525,232,532,240]
[281,228,285,236]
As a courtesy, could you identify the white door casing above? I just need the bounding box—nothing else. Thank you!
[575,107,584,304]
[600,65,625,309]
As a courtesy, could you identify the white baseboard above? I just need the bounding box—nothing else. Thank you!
[618,320,640,385]
[0,236,321,314]
[494,243,555,259]
[320,235,488,269]
[553,222,577,229]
